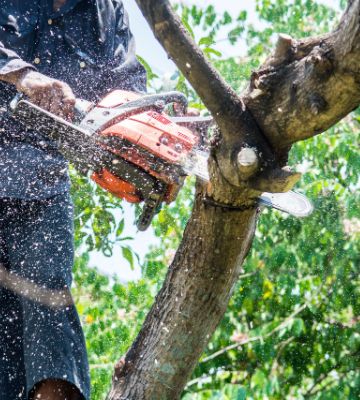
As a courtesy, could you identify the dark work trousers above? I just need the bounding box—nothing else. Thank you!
[0,193,90,400]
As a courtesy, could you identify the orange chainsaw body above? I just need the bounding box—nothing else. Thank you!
[91,90,198,204]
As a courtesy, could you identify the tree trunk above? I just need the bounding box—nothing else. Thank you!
[108,187,257,399]
[107,0,360,398]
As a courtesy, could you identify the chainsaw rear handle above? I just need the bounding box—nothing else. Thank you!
[118,91,188,112]
[75,91,188,116]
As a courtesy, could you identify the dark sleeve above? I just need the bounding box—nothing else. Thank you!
[0,41,36,77]
[101,1,147,93]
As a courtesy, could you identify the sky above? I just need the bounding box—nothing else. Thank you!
[91,0,340,280]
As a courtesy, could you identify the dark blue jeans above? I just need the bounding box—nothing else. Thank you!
[0,193,90,399]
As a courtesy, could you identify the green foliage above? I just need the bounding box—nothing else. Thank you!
[70,171,137,266]
[178,4,247,50]
[72,253,154,398]
[70,0,360,398]
[247,0,338,60]
[137,55,159,87]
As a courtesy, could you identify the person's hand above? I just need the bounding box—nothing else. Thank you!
[15,70,76,120]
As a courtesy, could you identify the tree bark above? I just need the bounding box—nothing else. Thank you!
[107,1,360,398]
[244,0,360,152]
[108,188,257,399]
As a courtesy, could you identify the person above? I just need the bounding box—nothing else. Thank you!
[0,1,146,399]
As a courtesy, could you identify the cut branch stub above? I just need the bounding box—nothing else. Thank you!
[209,104,277,191]
[213,137,274,190]
[272,33,294,66]
[237,147,259,180]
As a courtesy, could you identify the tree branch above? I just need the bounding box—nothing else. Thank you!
[134,0,244,139]
[107,197,258,399]
[244,0,360,150]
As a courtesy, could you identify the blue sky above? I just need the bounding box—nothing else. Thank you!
[90,0,340,280]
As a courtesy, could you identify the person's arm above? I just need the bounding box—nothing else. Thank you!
[0,41,75,119]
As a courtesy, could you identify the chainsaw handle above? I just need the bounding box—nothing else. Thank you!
[10,93,93,123]
[113,91,188,113]
[78,91,189,134]
[75,91,187,123]
[73,98,94,122]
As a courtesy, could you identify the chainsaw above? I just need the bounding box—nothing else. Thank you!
[11,90,313,230]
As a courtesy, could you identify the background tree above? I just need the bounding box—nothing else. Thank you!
[71,0,359,398]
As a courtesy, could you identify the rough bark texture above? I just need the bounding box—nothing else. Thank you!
[244,0,360,152]
[108,188,257,399]
[107,1,360,399]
